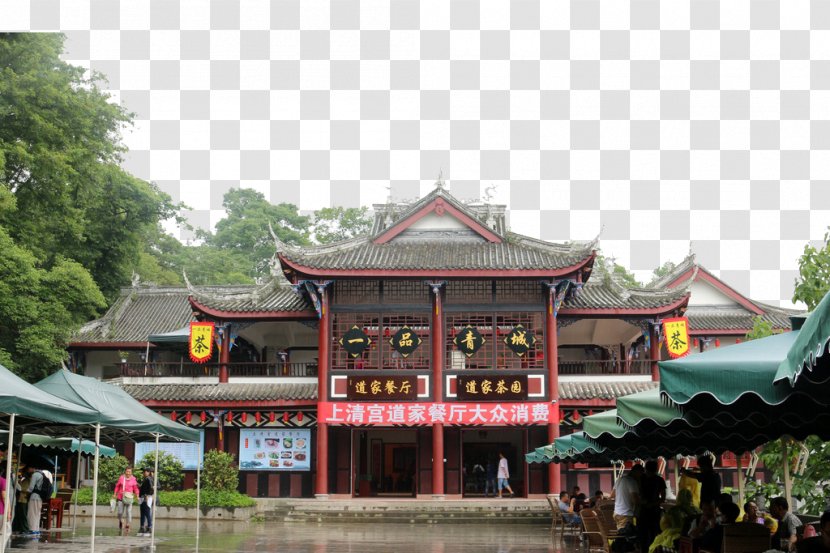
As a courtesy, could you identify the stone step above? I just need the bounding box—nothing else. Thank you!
[270,512,551,524]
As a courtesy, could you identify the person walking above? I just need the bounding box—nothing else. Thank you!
[138,468,155,536]
[496,452,515,498]
[113,466,140,533]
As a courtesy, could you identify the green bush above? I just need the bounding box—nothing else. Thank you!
[72,487,255,508]
[135,451,184,491]
[202,449,238,492]
[97,454,129,493]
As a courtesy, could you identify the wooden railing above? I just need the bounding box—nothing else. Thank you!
[120,362,317,378]
[559,360,651,376]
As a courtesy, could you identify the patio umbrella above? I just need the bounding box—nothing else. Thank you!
[775,290,830,387]
[20,435,116,457]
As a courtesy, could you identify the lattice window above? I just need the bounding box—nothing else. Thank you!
[331,313,380,370]
[381,314,431,370]
[445,313,495,370]
[334,280,380,305]
[445,280,492,304]
[382,280,429,304]
[495,280,543,303]
[445,312,543,370]
[494,312,544,369]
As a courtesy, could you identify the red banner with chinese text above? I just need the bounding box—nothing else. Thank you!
[189,321,215,363]
[318,401,553,426]
[663,317,691,359]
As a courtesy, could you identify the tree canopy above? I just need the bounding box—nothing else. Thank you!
[793,228,830,310]
[0,34,173,378]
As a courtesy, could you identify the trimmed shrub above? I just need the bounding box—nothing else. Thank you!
[135,450,184,491]
[97,454,129,493]
[73,488,255,508]
[202,449,238,492]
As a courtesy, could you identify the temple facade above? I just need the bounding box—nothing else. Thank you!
[69,187,796,498]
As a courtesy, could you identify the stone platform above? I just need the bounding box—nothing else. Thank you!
[257,498,553,524]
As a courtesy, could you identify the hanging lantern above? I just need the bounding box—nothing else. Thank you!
[715,338,721,348]
[735,338,741,344]
[572,409,580,421]
[170,411,177,421]
[693,338,699,348]
[588,410,594,417]
[185,412,193,423]
[255,412,262,424]
[297,411,303,422]
[283,412,290,423]
[241,412,248,423]
[226,411,233,423]
[269,412,276,423]
[200,411,207,423]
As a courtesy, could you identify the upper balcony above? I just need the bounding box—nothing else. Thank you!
[119,361,317,379]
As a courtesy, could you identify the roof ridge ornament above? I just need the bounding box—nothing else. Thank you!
[434,170,445,189]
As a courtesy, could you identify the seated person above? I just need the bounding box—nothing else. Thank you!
[740,500,778,535]
[649,488,700,553]
[771,496,803,552]
[589,489,605,508]
[573,492,588,513]
[697,501,741,553]
[687,500,718,539]
[799,511,830,553]
[557,491,581,525]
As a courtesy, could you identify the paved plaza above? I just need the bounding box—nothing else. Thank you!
[7,520,580,553]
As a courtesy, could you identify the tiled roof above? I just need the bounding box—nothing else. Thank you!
[562,262,690,311]
[559,380,658,400]
[686,306,793,331]
[189,279,313,313]
[73,286,212,343]
[278,234,594,272]
[118,382,318,402]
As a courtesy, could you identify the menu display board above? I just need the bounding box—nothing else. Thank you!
[238,428,311,471]
[135,430,204,470]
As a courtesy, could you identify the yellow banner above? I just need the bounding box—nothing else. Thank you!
[663,317,691,359]
[189,322,215,363]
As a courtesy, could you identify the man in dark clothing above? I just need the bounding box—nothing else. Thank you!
[138,468,155,536]
[698,501,741,553]
[484,458,497,498]
[638,460,667,553]
[683,455,721,506]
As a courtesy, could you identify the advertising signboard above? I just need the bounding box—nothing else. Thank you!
[238,428,311,471]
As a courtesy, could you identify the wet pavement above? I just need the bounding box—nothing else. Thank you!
[7,519,582,552]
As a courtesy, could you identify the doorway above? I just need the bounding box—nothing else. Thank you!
[461,428,525,498]
[353,428,418,497]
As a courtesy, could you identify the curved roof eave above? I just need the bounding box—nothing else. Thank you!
[188,297,317,321]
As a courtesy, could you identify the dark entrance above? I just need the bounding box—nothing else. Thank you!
[353,428,417,497]
[461,428,526,498]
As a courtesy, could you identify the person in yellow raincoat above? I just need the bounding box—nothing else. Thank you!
[648,489,701,553]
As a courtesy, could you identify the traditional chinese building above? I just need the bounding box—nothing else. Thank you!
[68,187,794,498]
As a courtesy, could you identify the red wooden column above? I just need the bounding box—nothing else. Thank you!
[545,283,561,494]
[315,283,331,498]
[649,322,660,381]
[430,282,445,498]
[219,323,230,383]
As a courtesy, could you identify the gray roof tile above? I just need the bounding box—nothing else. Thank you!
[118,382,318,402]
[559,380,658,400]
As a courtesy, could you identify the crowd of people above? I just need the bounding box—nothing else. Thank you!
[559,455,830,553]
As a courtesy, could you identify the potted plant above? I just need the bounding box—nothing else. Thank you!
[117,351,130,363]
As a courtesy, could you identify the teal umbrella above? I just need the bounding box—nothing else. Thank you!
[776,290,830,386]
[22,434,116,457]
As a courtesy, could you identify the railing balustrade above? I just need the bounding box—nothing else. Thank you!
[559,359,651,376]
[120,361,317,378]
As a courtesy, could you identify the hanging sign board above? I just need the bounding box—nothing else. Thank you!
[346,374,417,401]
[663,317,691,359]
[456,375,528,401]
[189,322,215,363]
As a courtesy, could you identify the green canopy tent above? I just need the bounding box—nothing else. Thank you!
[34,370,201,551]
[19,435,116,457]
[0,364,99,552]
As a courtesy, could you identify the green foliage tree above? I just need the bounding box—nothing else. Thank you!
[0,34,178,301]
[312,206,372,243]
[744,316,779,342]
[136,451,185,491]
[793,229,830,310]
[650,261,677,283]
[202,449,239,492]
[595,254,642,288]
[97,454,130,494]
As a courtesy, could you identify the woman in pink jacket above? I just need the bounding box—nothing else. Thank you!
[113,467,140,532]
